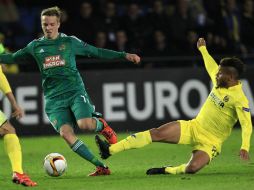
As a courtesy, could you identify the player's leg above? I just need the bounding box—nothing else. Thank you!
[0,111,36,186]
[146,150,210,175]
[77,117,117,144]
[147,120,213,175]
[72,90,117,144]
[185,150,210,173]
[59,123,105,167]
[149,121,180,143]
[96,121,181,159]
[47,108,110,176]
[0,119,22,174]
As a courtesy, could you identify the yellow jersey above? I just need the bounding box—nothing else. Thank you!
[196,46,252,151]
[0,65,12,94]
[0,43,14,93]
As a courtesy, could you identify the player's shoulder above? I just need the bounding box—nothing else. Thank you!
[27,36,46,46]
[68,35,83,43]
[59,33,83,43]
[27,39,38,47]
[237,82,248,98]
[232,84,249,105]
[63,34,88,47]
[58,33,77,40]
[239,91,249,104]
[23,39,39,51]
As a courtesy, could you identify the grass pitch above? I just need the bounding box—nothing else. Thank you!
[0,129,253,190]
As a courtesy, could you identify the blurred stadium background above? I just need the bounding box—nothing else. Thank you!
[0,0,253,136]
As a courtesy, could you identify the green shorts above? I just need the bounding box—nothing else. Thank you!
[45,90,98,132]
[0,110,7,126]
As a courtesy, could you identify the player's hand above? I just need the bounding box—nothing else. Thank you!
[12,105,24,120]
[125,53,141,64]
[239,149,250,161]
[197,38,206,49]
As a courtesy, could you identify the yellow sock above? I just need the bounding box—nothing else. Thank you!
[110,130,152,155]
[4,134,23,173]
[165,164,186,174]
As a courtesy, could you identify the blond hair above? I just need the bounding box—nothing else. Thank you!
[41,6,62,21]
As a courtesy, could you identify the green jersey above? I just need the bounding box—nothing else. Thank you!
[0,33,126,98]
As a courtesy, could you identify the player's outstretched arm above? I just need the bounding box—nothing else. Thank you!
[71,37,141,64]
[197,38,218,84]
[93,46,141,65]
[0,43,32,65]
[236,101,252,161]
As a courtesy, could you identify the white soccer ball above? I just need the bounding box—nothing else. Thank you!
[43,153,67,177]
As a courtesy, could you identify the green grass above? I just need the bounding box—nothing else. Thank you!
[0,129,253,190]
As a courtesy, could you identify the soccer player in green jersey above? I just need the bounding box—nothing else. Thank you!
[95,38,252,175]
[0,6,140,176]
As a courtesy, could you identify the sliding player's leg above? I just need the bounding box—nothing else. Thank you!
[146,150,210,175]
[146,120,218,175]
[96,121,181,159]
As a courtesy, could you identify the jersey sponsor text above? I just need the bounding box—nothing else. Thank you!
[43,55,65,69]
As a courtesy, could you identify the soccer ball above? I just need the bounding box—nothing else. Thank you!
[43,153,67,177]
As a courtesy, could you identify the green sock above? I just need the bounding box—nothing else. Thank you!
[93,117,103,132]
[71,139,105,167]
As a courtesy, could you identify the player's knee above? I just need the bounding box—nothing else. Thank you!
[149,128,164,141]
[0,122,16,136]
[60,127,74,141]
[60,130,68,140]
[185,163,200,174]
[77,118,94,131]
[8,125,16,134]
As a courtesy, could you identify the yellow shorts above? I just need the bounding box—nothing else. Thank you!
[178,119,221,161]
[0,110,7,126]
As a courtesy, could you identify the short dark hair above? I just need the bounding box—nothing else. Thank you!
[41,6,62,21]
[219,57,245,78]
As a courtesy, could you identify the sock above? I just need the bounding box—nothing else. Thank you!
[110,130,152,155]
[165,164,186,174]
[71,139,105,167]
[4,134,23,174]
[93,117,103,132]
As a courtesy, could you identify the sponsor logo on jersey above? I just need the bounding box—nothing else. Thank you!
[59,44,66,51]
[223,95,229,102]
[39,48,45,53]
[209,92,224,108]
[43,55,65,69]
[242,107,250,112]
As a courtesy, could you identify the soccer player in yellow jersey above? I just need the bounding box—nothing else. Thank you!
[95,38,253,175]
[0,45,37,186]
